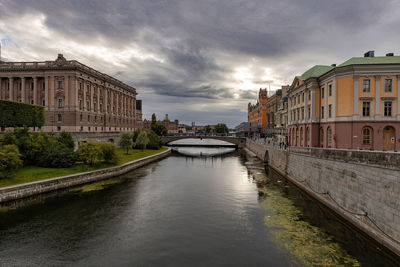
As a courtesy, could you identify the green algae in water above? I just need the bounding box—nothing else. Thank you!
[70,179,122,193]
[246,159,361,267]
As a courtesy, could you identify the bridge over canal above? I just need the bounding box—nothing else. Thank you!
[160,136,246,148]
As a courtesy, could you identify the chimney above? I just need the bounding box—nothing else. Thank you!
[364,51,375,57]
[386,53,394,57]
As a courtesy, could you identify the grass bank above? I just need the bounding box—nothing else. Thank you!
[0,147,168,188]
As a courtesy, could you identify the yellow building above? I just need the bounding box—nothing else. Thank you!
[248,88,268,133]
[288,51,400,151]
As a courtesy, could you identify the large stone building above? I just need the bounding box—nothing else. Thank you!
[143,114,179,134]
[0,54,142,132]
[248,88,268,133]
[288,51,400,151]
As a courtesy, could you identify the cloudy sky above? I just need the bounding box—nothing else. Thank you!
[1,0,400,127]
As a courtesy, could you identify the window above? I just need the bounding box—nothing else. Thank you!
[94,116,97,123]
[385,79,392,92]
[362,102,370,116]
[100,104,103,112]
[301,107,304,120]
[57,126,61,131]
[384,101,392,117]
[94,102,97,112]
[302,93,304,103]
[328,84,332,96]
[362,128,371,145]
[363,79,370,93]
[31,100,34,104]
[58,99,63,108]
[88,115,90,122]
[58,80,63,89]
[308,90,311,101]
[80,114,83,122]
[43,100,45,106]
[31,82,34,91]
[86,84,90,93]
[327,127,332,147]
[87,101,90,111]
[79,82,82,91]
[79,100,82,110]
[57,114,62,122]
[328,104,332,118]
[308,106,311,119]
[321,106,325,119]
[321,87,324,98]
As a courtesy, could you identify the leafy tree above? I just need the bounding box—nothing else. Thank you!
[0,145,23,179]
[135,131,149,150]
[58,131,75,150]
[77,141,102,165]
[205,125,211,134]
[215,123,229,134]
[151,113,157,125]
[147,130,163,150]
[99,142,119,164]
[132,130,140,144]
[151,123,167,136]
[37,141,77,168]
[119,132,133,154]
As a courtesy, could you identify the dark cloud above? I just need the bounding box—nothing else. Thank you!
[1,0,399,126]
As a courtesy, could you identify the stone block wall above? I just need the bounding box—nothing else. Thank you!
[245,139,400,255]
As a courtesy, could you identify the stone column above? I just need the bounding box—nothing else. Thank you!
[83,81,87,111]
[96,86,100,114]
[353,76,359,117]
[324,83,328,120]
[90,83,93,111]
[304,89,309,121]
[74,77,79,111]
[332,78,337,118]
[21,77,26,103]
[33,77,38,104]
[9,77,14,100]
[65,76,69,109]
[397,75,400,119]
[44,76,49,108]
[50,76,55,109]
[375,76,381,117]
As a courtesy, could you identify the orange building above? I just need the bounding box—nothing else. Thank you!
[248,88,268,132]
[288,51,400,151]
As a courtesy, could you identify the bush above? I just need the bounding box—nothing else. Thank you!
[1,131,17,145]
[119,132,133,154]
[135,131,149,150]
[99,142,119,164]
[58,131,75,150]
[0,145,23,179]
[77,141,102,165]
[147,131,163,150]
[132,130,140,144]
[0,100,45,128]
[37,141,77,168]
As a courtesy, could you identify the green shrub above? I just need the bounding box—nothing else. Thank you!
[37,141,77,168]
[0,100,45,128]
[135,131,149,150]
[132,130,140,143]
[147,131,163,150]
[1,131,17,145]
[99,142,119,164]
[58,131,75,150]
[119,132,133,154]
[0,145,23,179]
[77,141,102,165]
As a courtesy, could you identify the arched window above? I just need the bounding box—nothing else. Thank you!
[320,128,324,147]
[327,127,332,147]
[362,127,372,145]
[306,127,310,146]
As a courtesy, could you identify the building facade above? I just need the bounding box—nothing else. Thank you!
[0,54,142,132]
[143,114,179,134]
[288,51,400,151]
[275,86,289,144]
[248,88,268,133]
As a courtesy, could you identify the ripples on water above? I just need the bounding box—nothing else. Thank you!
[0,140,397,266]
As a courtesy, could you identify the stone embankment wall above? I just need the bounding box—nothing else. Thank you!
[245,139,400,256]
[69,132,121,148]
[0,149,171,204]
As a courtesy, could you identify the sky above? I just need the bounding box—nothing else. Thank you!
[1,0,400,127]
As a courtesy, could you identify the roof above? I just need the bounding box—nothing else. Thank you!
[338,56,400,67]
[298,65,334,81]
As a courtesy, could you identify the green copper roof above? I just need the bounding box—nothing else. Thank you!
[339,56,400,67]
[298,65,334,81]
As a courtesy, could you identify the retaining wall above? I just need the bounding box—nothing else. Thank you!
[0,148,171,204]
[245,139,400,256]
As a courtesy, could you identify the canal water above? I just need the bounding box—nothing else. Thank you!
[0,139,397,266]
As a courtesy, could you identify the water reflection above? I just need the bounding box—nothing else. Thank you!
[171,146,235,157]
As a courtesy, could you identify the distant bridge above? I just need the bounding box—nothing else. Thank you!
[160,136,246,148]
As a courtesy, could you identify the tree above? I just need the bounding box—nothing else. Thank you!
[58,131,75,150]
[147,130,163,150]
[77,141,102,165]
[151,123,167,136]
[37,141,77,168]
[99,142,119,164]
[215,123,229,134]
[151,113,157,125]
[205,125,211,134]
[0,145,23,179]
[135,131,149,150]
[119,132,133,154]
